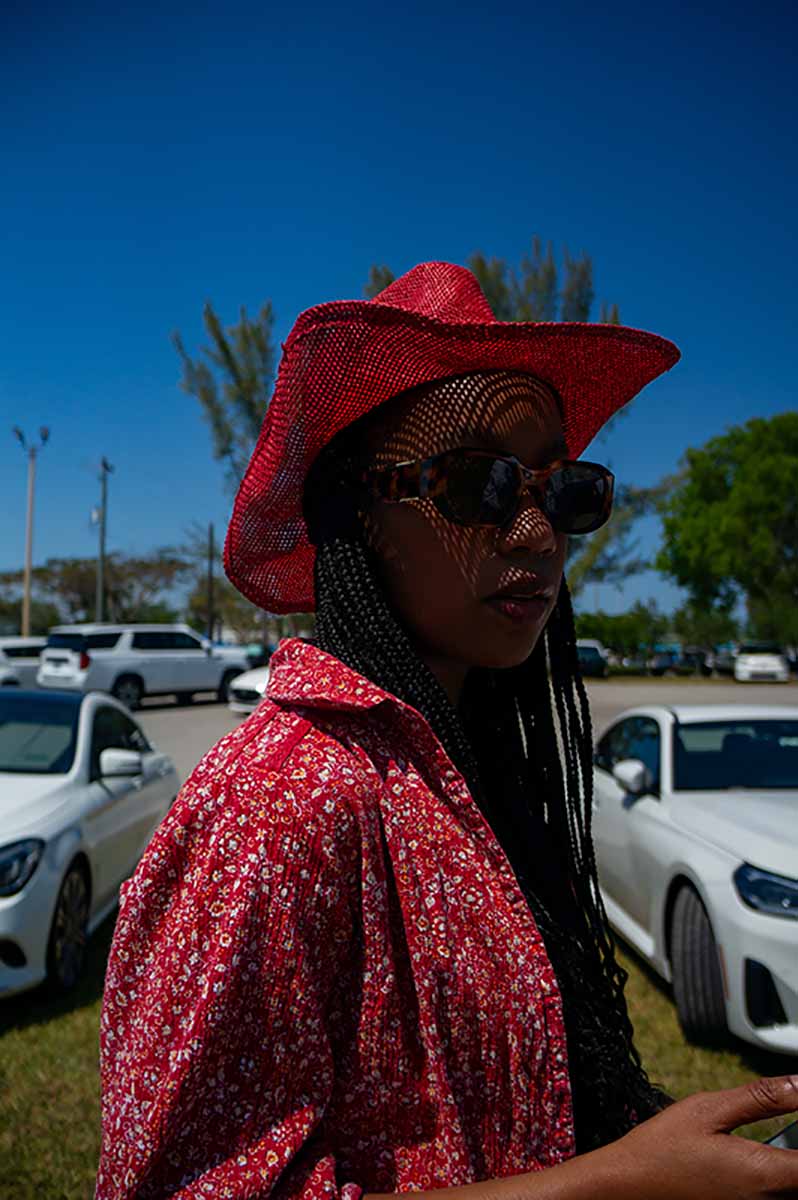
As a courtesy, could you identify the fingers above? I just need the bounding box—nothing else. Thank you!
[684,1076,798,1133]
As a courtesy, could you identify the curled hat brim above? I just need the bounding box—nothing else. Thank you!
[224,269,680,615]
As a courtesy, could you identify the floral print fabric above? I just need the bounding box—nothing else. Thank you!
[96,638,574,1199]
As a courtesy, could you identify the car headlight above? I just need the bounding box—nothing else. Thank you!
[0,838,45,897]
[734,863,798,919]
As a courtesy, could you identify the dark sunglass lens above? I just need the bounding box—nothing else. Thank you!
[438,454,517,524]
[546,464,612,533]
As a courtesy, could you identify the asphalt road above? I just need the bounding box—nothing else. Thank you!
[138,679,798,786]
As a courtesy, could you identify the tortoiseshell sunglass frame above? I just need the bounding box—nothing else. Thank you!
[358,447,615,534]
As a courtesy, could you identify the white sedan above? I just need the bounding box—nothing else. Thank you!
[592,704,798,1054]
[0,689,179,999]
[227,665,270,715]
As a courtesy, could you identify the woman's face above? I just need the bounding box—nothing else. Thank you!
[359,371,569,703]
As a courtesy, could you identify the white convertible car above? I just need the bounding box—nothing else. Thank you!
[592,704,798,1054]
[0,689,179,999]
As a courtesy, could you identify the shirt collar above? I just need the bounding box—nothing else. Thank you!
[265,637,399,712]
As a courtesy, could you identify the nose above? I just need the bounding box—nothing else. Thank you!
[493,490,560,558]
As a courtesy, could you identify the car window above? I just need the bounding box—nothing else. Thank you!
[131,631,170,650]
[90,706,152,777]
[595,716,660,786]
[47,632,86,651]
[0,693,81,773]
[625,717,660,786]
[85,632,121,650]
[172,632,203,650]
[674,720,798,790]
[1,642,46,659]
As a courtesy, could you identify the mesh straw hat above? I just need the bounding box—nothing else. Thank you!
[224,261,680,614]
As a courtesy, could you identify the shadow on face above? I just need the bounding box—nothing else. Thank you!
[355,371,570,695]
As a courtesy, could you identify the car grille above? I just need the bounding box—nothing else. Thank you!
[231,688,261,704]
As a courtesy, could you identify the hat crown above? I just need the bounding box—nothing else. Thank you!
[371,261,496,325]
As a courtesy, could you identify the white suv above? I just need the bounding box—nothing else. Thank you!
[734,641,791,683]
[36,624,250,709]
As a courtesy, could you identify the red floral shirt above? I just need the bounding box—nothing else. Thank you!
[96,638,575,1199]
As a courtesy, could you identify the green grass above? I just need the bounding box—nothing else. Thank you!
[0,914,795,1198]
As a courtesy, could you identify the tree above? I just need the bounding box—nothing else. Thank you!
[575,600,669,655]
[671,601,739,648]
[173,302,276,494]
[656,413,798,642]
[0,551,190,624]
[0,592,61,636]
[364,264,395,298]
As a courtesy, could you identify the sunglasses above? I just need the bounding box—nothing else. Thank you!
[358,447,614,534]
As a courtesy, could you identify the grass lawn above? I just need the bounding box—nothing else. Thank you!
[1,912,796,1199]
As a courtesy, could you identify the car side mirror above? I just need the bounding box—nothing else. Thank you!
[612,758,653,796]
[99,748,142,778]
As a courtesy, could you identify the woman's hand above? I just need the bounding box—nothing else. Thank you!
[594,1074,798,1199]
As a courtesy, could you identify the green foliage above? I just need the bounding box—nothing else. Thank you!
[656,413,798,641]
[173,301,276,494]
[576,600,670,655]
[363,264,395,298]
[671,601,739,648]
[0,595,61,636]
[0,552,189,623]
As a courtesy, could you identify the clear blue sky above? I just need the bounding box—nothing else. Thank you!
[2,0,795,618]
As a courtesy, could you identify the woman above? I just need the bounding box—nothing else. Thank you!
[96,263,798,1199]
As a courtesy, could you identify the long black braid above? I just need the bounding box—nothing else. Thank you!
[303,429,672,1155]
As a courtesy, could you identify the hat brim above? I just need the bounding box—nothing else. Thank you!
[224,300,680,614]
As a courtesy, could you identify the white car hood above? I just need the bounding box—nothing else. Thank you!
[673,790,798,878]
[230,666,270,693]
[0,774,75,842]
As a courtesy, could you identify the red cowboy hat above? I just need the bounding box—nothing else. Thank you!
[224,261,680,614]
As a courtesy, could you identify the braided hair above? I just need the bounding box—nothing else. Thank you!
[302,417,672,1155]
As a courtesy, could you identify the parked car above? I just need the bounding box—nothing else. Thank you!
[592,703,798,1053]
[648,648,711,678]
[0,656,20,687]
[0,637,47,688]
[576,641,608,678]
[227,665,271,715]
[0,689,179,999]
[36,624,249,709]
[710,647,736,677]
[734,641,791,683]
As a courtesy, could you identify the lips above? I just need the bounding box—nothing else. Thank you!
[485,577,555,603]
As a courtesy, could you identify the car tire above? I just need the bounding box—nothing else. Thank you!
[45,863,89,997]
[670,886,728,1045]
[111,675,144,710]
[217,670,239,704]
[176,692,194,705]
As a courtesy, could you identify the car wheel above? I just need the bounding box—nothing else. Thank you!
[217,670,239,703]
[670,886,728,1045]
[45,864,89,996]
[176,692,194,705]
[112,675,143,710]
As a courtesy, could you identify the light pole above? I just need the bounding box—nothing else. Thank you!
[95,457,114,622]
[12,426,49,637]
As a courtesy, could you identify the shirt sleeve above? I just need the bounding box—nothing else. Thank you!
[95,762,363,1200]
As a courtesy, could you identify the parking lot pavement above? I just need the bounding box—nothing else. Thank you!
[137,698,242,784]
[137,680,798,786]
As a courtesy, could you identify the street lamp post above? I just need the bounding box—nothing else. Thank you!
[95,457,114,622]
[12,426,49,637]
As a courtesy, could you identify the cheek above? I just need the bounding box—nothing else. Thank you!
[365,501,490,610]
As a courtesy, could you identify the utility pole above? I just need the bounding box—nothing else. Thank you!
[206,521,215,641]
[12,426,49,636]
[95,457,114,622]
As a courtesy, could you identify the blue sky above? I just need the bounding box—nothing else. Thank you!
[2,0,795,618]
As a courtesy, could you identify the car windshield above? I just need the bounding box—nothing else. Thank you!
[738,642,782,655]
[674,720,798,790]
[0,694,81,774]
